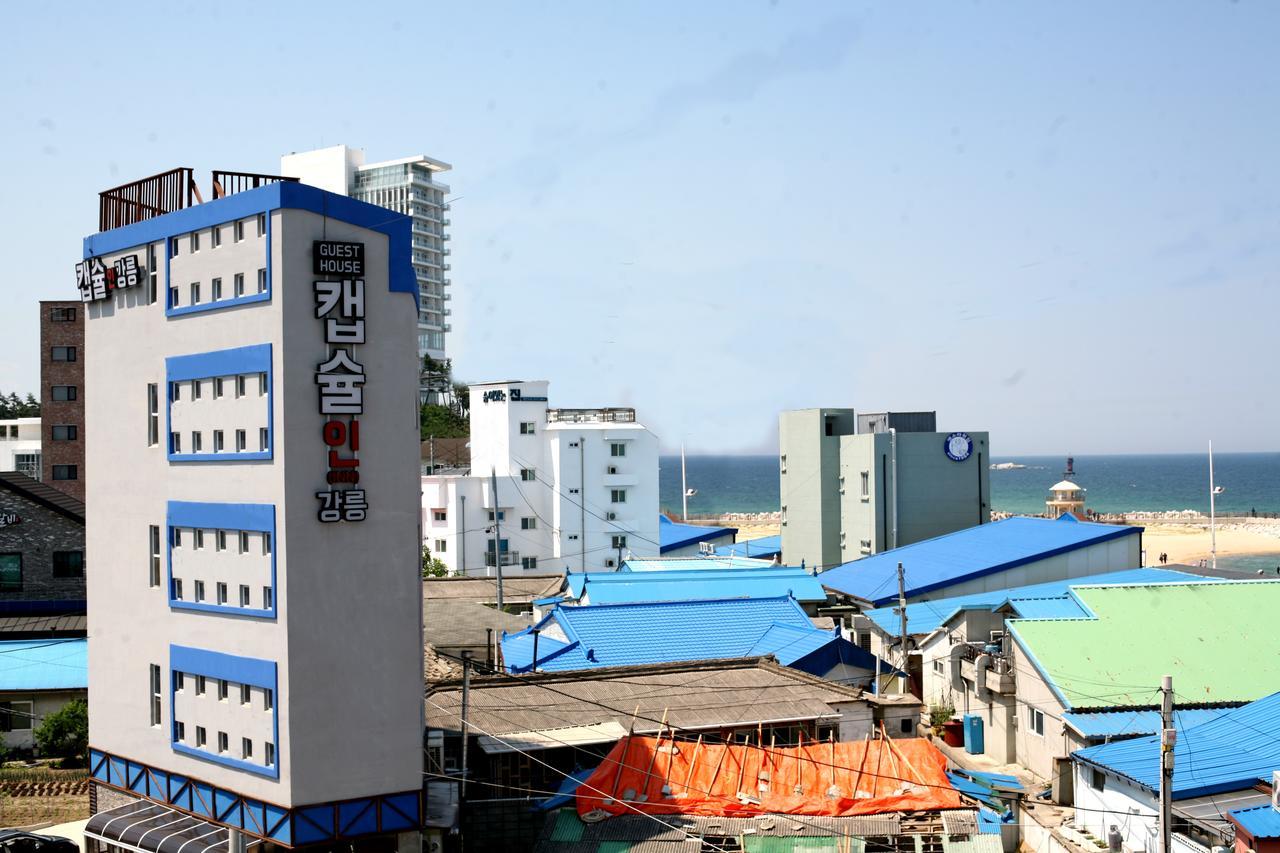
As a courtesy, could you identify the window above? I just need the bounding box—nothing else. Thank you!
[196,726,207,748]
[259,427,269,451]
[258,372,268,394]
[235,220,245,242]
[195,675,206,695]
[51,346,76,362]
[610,442,626,457]
[192,379,202,400]
[257,268,267,293]
[521,517,537,530]
[520,468,535,481]
[52,385,76,402]
[215,530,226,551]
[216,582,228,605]
[242,738,254,759]
[148,383,159,446]
[262,532,272,555]
[172,527,182,547]
[780,453,787,474]
[191,431,202,453]
[487,511,505,522]
[236,375,246,397]
[191,232,200,253]
[1090,769,1105,792]
[214,377,224,398]
[568,488,579,494]
[174,721,186,742]
[568,534,579,541]
[52,465,78,480]
[860,539,872,553]
[175,672,185,692]
[239,585,250,607]
[170,237,180,257]
[194,529,204,550]
[52,551,84,578]
[232,272,245,297]
[433,510,447,522]
[170,432,181,453]
[150,664,162,726]
[239,531,249,554]
[149,525,161,587]
[217,679,229,700]
[170,382,180,402]
[519,422,535,435]
[933,659,944,674]
[611,535,627,549]
[241,683,251,704]
[190,282,200,304]
[213,430,224,452]
[51,425,77,441]
[211,226,221,249]
[256,214,266,237]
[263,586,273,609]
[1027,707,1045,737]
[263,689,273,711]
[522,557,538,570]
[857,631,872,651]
[50,306,76,322]
[434,539,447,552]
[172,578,183,599]
[900,717,914,734]
[264,741,275,767]
[860,471,870,499]
[148,244,158,304]
[0,700,33,732]
[211,277,222,300]
[611,489,627,503]
[236,429,246,451]
[194,580,205,601]
[170,285,179,308]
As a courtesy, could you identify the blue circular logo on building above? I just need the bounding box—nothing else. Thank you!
[944,432,973,462]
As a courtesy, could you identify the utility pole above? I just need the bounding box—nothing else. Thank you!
[897,562,909,674]
[429,434,435,474]
[459,651,473,817]
[1159,674,1174,853]
[490,467,504,609]
[1208,441,1218,570]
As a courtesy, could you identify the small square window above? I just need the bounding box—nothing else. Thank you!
[214,377,224,398]
[217,731,228,753]
[170,432,181,453]
[194,580,205,601]
[263,586,274,610]
[169,286,179,308]
[433,510,447,522]
[520,468,535,482]
[239,531,249,553]
[196,726,207,747]
[519,422,535,435]
[234,272,245,296]
[52,386,76,402]
[257,268,267,293]
[175,721,186,742]
[215,530,226,551]
[194,529,204,550]
[258,372,268,394]
[611,535,627,549]
[236,375,246,397]
[52,465,78,481]
[265,741,275,766]
[521,517,537,530]
[522,556,538,570]
[256,214,266,237]
[235,220,245,242]
[262,532,272,555]
[211,277,222,300]
[196,675,206,695]
[241,683,251,704]
[242,737,253,759]
[51,346,76,362]
[259,427,269,451]
[434,539,447,553]
[51,425,77,441]
[610,443,626,457]
[191,431,202,453]
[263,688,273,711]
[611,489,627,503]
[239,585,250,607]
[236,429,246,451]
[192,380,202,400]
[190,282,200,304]
[172,578,183,599]
[52,551,84,578]
[213,430,224,452]
[175,672,185,691]
[190,232,200,253]
[216,582,228,605]
[211,226,221,248]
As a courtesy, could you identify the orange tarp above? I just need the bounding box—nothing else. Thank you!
[576,735,963,819]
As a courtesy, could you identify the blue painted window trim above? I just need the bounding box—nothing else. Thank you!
[166,501,276,620]
[165,214,272,318]
[168,645,279,780]
[84,181,417,311]
[165,344,273,464]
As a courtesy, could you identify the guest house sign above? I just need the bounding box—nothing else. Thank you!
[314,240,368,523]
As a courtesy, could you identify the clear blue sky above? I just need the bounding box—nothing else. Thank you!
[4,1,1277,455]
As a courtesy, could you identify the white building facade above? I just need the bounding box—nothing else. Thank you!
[282,145,452,371]
[82,177,423,849]
[422,380,659,576]
[0,418,42,480]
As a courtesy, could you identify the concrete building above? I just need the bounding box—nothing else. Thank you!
[779,408,990,569]
[0,472,86,610]
[282,144,452,380]
[40,301,85,499]
[0,418,42,481]
[421,380,659,576]
[80,172,423,850]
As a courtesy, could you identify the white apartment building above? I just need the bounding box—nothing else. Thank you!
[281,145,452,375]
[0,418,42,480]
[422,380,659,576]
[82,173,423,851]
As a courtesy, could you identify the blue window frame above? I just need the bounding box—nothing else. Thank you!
[165,344,272,463]
[169,645,279,779]
[165,216,272,318]
[167,501,276,620]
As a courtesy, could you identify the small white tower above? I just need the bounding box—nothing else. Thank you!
[1046,456,1086,518]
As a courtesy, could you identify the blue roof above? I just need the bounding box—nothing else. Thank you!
[1063,708,1227,740]
[1073,691,1280,798]
[1231,805,1280,839]
[861,568,1207,637]
[564,566,828,605]
[621,556,778,572]
[819,515,1143,605]
[0,639,87,691]
[502,596,853,674]
[714,535,783,560]
[658,515,737,553]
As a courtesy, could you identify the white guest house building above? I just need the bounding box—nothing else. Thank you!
[422,380,659,575]
[82,170,423,853]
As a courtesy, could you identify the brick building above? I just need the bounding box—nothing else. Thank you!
[0,472,86,609]
[40,301,84,500]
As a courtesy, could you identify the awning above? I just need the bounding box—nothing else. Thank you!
[85,800,262,853]
[477,721,628,754]
[1175,789,1273,841]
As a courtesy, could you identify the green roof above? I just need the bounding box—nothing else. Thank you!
[1008,580,1280,709]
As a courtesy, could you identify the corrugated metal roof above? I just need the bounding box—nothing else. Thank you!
[941,836,1004,853]
[423,574,563,603]
[715,536,784,560]
[1073,691,1280,798]
[478,721,628,753]
[659,516,737,553]
[0,638,87,690]
[568,567,827,606]
[0,613,87,636]
[819,515,1142,605]
[1011,581,1280,708]
[0,472,85,521]
[424,599,531,649]
[862,568,1209,637]
[1063,708,1227,739]
[623,557,779,572]
[1230,805,1280,839]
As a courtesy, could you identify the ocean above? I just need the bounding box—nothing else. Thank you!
[658,452,1280,518]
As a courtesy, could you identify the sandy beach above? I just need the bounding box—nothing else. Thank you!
[695,513,1280,567]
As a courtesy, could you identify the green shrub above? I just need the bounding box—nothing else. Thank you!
[928,702,956,727]
[34,699,87,764]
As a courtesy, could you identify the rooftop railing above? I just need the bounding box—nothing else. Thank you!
[99,168,299,231]
[546,408,637,424]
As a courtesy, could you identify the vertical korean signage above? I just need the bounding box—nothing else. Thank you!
[313,241,368,523]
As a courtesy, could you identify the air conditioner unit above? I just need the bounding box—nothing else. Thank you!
[699,542,715,555]
[607,465,619,475]
[606,512,617,521]
[605,558,616,568]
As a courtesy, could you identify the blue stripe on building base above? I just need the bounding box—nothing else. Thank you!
[88,746,420,848]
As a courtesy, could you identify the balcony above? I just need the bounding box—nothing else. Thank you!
[546,408,636,424]
[485,551,520,568]
[957,645,1016,695]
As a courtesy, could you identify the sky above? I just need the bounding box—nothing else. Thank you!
[3,1,1278,456]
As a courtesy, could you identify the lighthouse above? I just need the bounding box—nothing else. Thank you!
[1046,456,1086,518]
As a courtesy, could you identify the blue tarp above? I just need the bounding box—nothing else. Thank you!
[658,515,737,553]
[533,767,595,811]
[714,535,783,560]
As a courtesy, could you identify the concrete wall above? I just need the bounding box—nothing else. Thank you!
[1072,763,1159,852]
[779,409,854,571]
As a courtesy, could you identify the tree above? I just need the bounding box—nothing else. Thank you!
[422,545,449,578]
[420,403,468,441]
[21,393,39,417]
[6,393,21,418]
[35,698,88,765]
